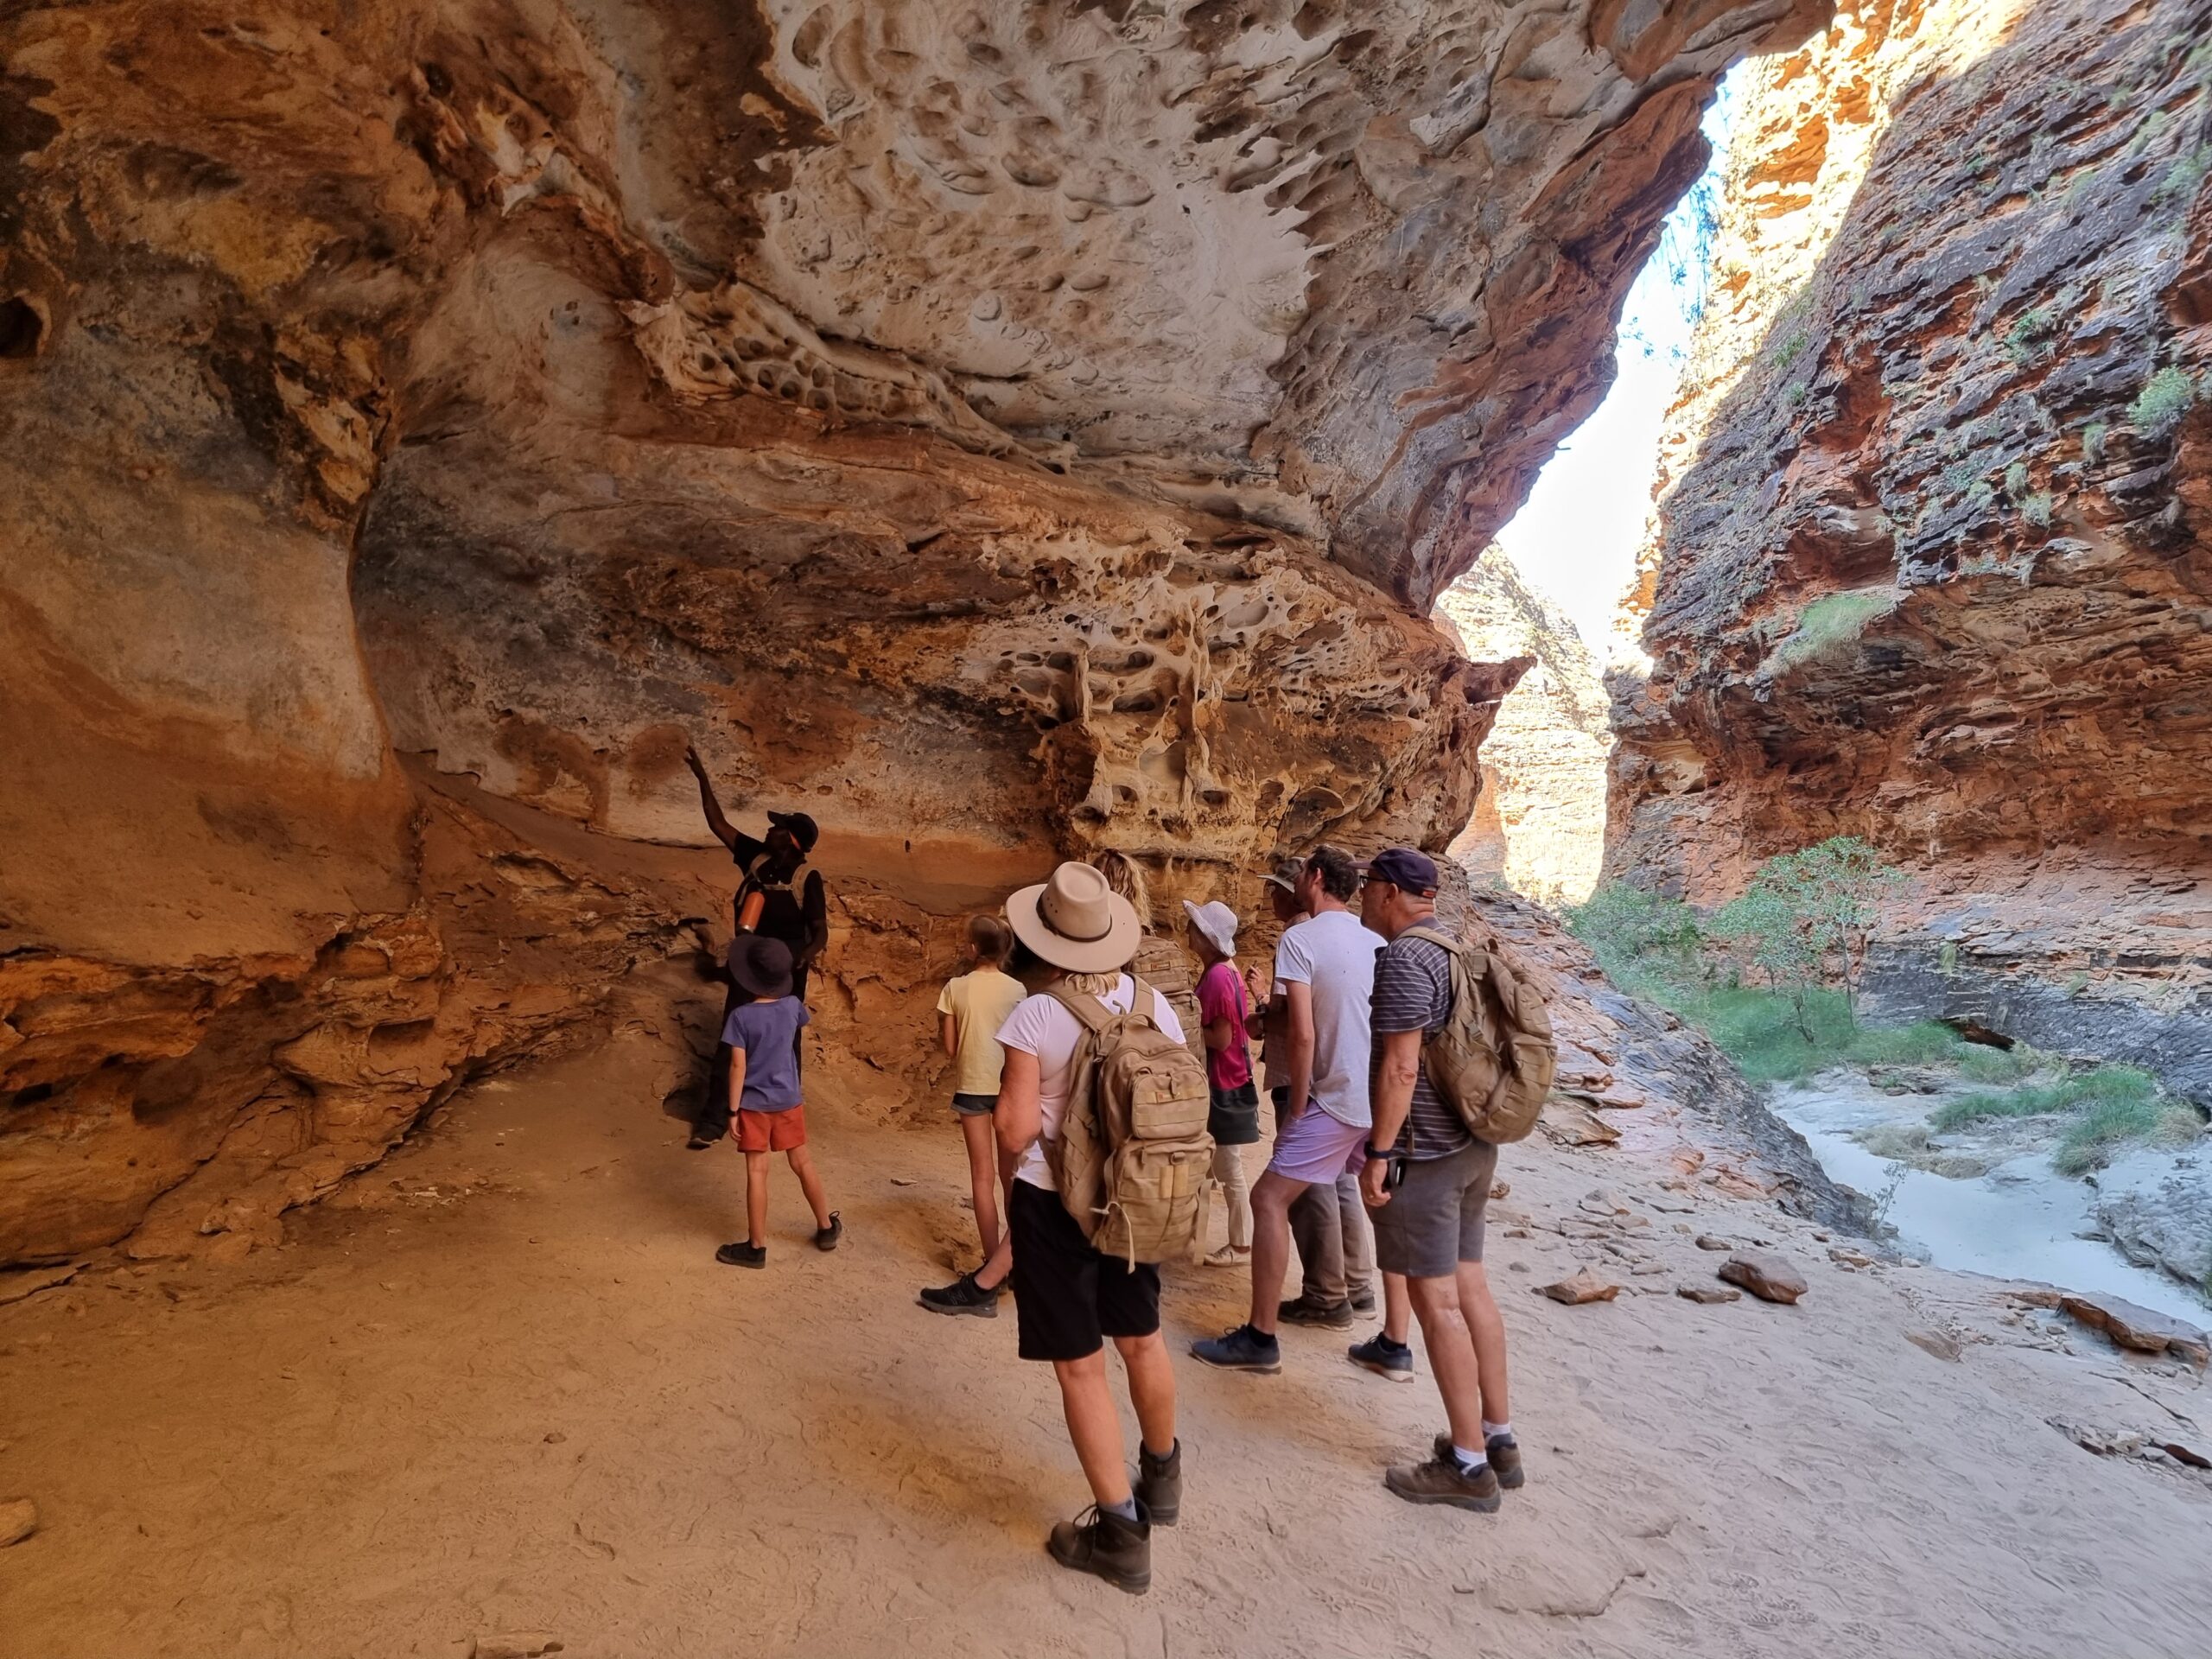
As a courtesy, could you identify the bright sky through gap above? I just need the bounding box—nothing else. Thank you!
[1487,85,1734,656]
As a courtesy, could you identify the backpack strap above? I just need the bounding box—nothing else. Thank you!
[1044,976,1161,1033]
[1045,980,1116,1033]
[1400,925,1462,955]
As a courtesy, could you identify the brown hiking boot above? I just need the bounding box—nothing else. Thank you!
[1135,1440,1181,1526]
[1046,1504,1151,1592]
[1386,1454,1502,1513]
[1434,1432,1524,1490]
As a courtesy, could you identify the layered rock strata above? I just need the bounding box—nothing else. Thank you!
[1609,0,2212,1088]
[0,0,1828,1262]
[1437,549,1611,905]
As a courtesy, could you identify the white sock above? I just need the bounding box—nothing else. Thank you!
[1451,1443,1490,1473]
[1104,1497,1140,1522]
[1484,1420,1512,1443]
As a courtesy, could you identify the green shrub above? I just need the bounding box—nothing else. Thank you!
[2053,1096,2202,1175]
[1774,331,1808,370]
[1957,1043,2037,1084]
[2082,420,2107,462]
[1929,1064,2167,1137]
[1847,1021,1970,1066]
[1675,985,1857,1081]
[2129,366,2196,437]
[2153,143,2212,205]
[1768,589,1896,676]
[2005,460,2030,497]
[2022,491,2054,527]
[2005,308,2054,363]
[1563,883,1700,980]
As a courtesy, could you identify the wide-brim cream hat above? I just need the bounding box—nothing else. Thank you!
[1181,899,1238,957]
[1007,861,1142,974]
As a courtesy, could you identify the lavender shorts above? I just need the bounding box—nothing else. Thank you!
[1266,1105,1370,1187]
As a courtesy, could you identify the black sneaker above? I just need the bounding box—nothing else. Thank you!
[1433,1432,1524,1490]
[1349,1332,1415,1382]
[1190,1324,1282,1373]
[715,1242,766,1268]
[1135,1440,1181,1526]
[814,1212,843,1251]
[918,1270,1001,1318]
[1350,1288,1376,1314]
[1047,1503,1151,1592]
[686,1133,716,1150]
[1277,1295,1355,1329]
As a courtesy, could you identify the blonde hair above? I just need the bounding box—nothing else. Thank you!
[1092,849,1151,928]
[1063,969,1128,998]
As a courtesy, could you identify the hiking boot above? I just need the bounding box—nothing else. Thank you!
[1385,1454,1501,1513]
[814,1212,843,1251]
[1046,1503,1151,1593]
[1189,1324,1282,1373]
[1349,1332,1415,1382]
[1277,1295,1355,1329]
[715,1242,767,1268]
[1350,1287,1376,1314]
[918,1270,1001,1318]
[1135,1440,1181,1526]
[1430,1432,1525,1490]
[686,1132,716,1151]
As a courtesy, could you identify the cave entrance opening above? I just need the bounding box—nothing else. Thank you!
[1437,74,1737,912]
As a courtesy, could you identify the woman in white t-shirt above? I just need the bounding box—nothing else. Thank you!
[916,860,1182,1592]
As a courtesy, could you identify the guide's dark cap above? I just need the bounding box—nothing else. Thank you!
[767,810,819,853]
[728,935,796,998]
[1364,848,1440,896]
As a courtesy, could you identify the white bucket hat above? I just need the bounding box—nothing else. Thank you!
[1181,899,1239,958]
[1006,861,1142,974]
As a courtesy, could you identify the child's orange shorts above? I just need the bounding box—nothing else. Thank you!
[735,1105,807,1152]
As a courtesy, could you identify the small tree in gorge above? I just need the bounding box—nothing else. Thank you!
[1708,837,1906,1033]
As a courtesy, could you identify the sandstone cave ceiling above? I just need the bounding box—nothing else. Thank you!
[3,0,1829,885]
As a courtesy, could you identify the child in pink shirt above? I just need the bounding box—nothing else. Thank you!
[1185,899,1257,1265]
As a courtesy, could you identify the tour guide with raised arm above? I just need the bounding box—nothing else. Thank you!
[683,743,829,1149]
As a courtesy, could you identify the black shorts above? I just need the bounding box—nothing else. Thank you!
[1008,1179,1161,1362]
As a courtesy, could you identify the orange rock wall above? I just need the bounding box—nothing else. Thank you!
[1608,0,2212,1067]
[1,0,1828,1263]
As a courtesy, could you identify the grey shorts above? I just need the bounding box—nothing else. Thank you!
[950,1092,997,1117]
[1367,1139,1500,1279]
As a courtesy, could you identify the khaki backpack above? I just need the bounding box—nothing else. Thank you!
[1045,978,1217,1266]
[1399,926,1558,1145]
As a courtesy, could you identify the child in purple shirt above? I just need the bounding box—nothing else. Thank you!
[1185,899,1258,1265]
[713,937,841,1269]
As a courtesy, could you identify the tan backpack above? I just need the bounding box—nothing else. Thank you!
[1045,979,1217,1266]
[1400,927,1557,1145]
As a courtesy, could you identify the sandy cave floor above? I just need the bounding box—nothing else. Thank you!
[3,1016,2210,1659]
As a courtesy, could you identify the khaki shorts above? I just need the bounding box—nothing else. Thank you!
[1367,1139,1499,1279]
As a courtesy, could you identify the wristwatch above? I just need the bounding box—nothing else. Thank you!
[1363,1141,1400,1161]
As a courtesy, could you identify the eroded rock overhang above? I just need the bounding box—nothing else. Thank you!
[0,0,1831,1263]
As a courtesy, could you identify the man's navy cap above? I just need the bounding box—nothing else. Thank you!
[1365,848,1439,895]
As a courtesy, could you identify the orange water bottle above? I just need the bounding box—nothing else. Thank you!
[737,887,765,933]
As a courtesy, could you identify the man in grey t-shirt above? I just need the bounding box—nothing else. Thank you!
[1352,849,1521,1515]
[1192,846,1382,1376]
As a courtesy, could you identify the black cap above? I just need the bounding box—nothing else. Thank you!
[1365,848,1440,895]
[728,935,795,998]
[767,810,819,854]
